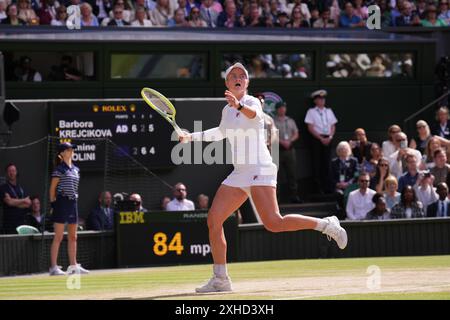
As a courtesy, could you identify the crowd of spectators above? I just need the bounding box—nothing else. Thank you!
[0,0,449,28]
[329,105,450,221]
[0,165,209,233]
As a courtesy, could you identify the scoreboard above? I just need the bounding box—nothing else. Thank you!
[116,210,238,267]
[50,100,176,169]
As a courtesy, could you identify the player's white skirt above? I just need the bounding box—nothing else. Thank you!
[222,163,277,190]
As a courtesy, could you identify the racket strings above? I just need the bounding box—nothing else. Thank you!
[144,92,174,116]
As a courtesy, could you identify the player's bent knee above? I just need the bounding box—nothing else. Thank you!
[207,212,223,231]
[68,234,77,242]
[263,216,284,233]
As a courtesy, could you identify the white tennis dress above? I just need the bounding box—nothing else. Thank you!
[191,95,277,190]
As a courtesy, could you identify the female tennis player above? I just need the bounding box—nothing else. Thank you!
[49,142,89,276]
[179,63,347,293]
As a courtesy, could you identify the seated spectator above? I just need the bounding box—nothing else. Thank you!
[346,173,376,220]
[48,55,83,81]
[50,5,67,26]
[393,0,414,26]
[131,5,153,26]
[438,0,450,25]
[432,106,450,140]
[168,7,190,26]
[384,175,401,210]
[421,4,447,26]
[14,56,42,82]
[197,194,209,210]
[427,182,450,217]
[388,132,422,179]
[17,0,39,25]
[0,164,31,234]
[129,193,148,212]
[398,154,420,192]
[24,196,46,232]
[391,185,425,219]
[382,124,402,158]
[107,4,131,26]
[166,182,195,211]
[313,7,336,28]
[245,4,267,27]
[370,157,390,193]
[423,136,444,169]
[339,2,364,27]
[349,128,372,164]
[200,0,219,27]
[160,196,171,210]
[36,0,58,25]
[80,2,99,26]
[0,0,6,22]
[267,0,280,24]
[366,193,391,220]
[186,0,200,13]
[430,148,450,186]
[309,7,319,26]
[188,6,207,27]
[95,0,114,23]
[413,170,438,214]
[409,120,432,155]
[177,0,189,17]
[275,10,290,27]
[353,0,368,20]
[331,141,359,205]
[286,4,309,27]
[1,4,27,25]
[414,0,427,19]
[86,191,115,231]
[108,0,133,23]
[217,0,241,27]
[362,143,383,178]
[286,0,311,21]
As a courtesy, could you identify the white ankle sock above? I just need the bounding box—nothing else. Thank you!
[213,264,228,278]
[314,219,328,232]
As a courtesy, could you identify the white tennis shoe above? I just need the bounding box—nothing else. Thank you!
[67,264,90,275]
[322,216,348,249]
[49,266,66,276]
[195,275,233,293]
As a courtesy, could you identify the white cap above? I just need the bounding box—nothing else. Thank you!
[224,63,249,80]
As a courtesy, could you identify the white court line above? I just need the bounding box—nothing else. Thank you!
[276,283,450,300]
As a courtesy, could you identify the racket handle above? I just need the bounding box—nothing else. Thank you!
[173,124,184,137]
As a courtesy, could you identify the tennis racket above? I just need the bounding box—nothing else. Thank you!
[141,87,184,137]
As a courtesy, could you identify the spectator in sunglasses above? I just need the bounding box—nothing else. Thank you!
[166,182,195,211]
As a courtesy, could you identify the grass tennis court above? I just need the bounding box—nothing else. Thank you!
[1,255,449,300]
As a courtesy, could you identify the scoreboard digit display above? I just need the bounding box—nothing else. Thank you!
[50,100,176,169]
[116,211,238,267]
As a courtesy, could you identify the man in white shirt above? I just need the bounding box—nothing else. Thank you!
[388,131,422,179]
[346,173,376,220]
[304,89,338,194]
[166,182,195,211]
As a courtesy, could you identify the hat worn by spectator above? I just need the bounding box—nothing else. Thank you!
[277,11,288,17]
[275,101,287,109]
[224,62,249,80]
[311,89,327,99]
[57,142,77,153]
